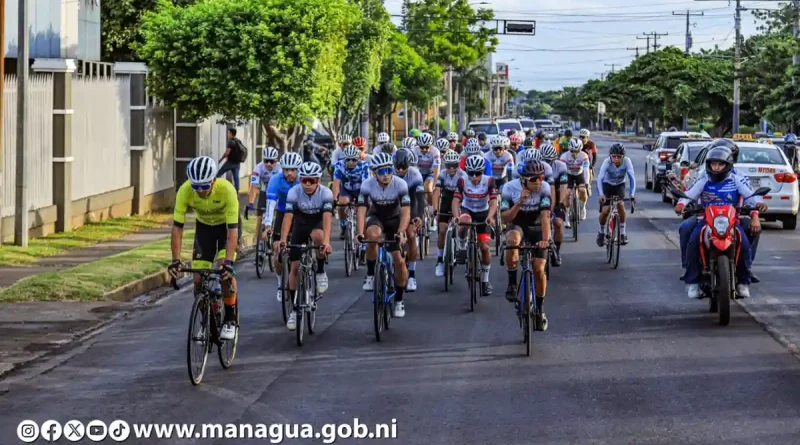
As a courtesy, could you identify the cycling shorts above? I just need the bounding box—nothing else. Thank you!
[289,217,324,262]
[338,189,360,201]
[460,208,490,237]
[567,174,586,189]
[192,221,235,268]
[504,224,547,260]
[256,193,268,217]
[601,183,626,201]
[366,215,402,252]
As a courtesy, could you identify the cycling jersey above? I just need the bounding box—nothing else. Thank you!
[454,176,497,213]
[174,178,239,228]
[436,169,467,197]
[560,151,591,183]
[396,166,426,218]
[285,184,335,224]
[484,150,515,180]
[458,153,493,175]
[582,139,597,155]
[358,176,411,220]
[331,147,346,164]
[373,145,396,156]
[264,172,299,225]
[500,179,552,227]
[251,162,282,192]
[596,157,636,197]
[333,159,370,193]
[412,146,441,178]
[678,173,761,208]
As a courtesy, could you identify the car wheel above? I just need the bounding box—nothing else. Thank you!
[781,214,797,230]
[645,165,653,190]
[652,169,662,193]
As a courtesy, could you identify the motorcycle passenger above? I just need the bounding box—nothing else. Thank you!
[676,147,767,299]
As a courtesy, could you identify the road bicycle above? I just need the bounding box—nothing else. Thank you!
[439,213,456,291]
[417,207,431,260]
[255,227,273,278]
[282,241,323,347]
[567,183,581,241]
[500,243,545,357]
[603,196,634,269]
[362,238,403,342]
[279,248,292,324]
[457,221,485,312]
[172,267,238,386]
[341,204,360,277]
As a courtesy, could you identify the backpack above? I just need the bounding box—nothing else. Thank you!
[234,138,248,163]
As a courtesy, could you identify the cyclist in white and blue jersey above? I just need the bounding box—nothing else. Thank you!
[596,143,636,247]
[333,145,370,240]
[264,152,303,301]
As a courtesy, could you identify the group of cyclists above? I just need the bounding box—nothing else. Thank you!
[167,126,643,340]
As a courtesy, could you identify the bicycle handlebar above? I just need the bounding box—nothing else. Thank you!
[169,267,223,290]
[603,196,635,214]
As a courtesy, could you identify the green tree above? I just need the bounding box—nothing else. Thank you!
[138,0,357,150]
[101,0,195,61]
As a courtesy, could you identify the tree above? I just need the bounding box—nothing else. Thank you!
[138,0,357,150]
[101,0,195,61]
[322,0,392,141]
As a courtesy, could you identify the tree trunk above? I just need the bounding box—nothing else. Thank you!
[263,122,307,153]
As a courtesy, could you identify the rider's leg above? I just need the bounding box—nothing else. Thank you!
[684,220,705,297]
[405,222,418,290]
[577,184,588,218]
[738,215,760,262]
[678,216,697,270]
[478,234,491,280]
[457,213,472,249]
[617,200,627,233]
[437,218,449,260]
[337,196,350,238]
[734,224,753,291]
[365,224,382,273]
[504,227,521,301]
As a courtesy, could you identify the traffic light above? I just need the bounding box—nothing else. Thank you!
[504,22,535,35]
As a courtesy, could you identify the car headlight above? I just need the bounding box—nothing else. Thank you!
[713,215,730,236]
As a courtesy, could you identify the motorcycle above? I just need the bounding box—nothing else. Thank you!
[670,186,769,326]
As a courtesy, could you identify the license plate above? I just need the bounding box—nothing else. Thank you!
[750,178,760,188]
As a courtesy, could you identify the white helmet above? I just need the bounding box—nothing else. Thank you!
[579,129,590,138]
[370,152,394,170]
[521,148,542,163]
[568,137,583,152]
[465,155,486,173]
[447,132,459,141]
[436,138,449,151]
[298,162,323,178]
[418,132,434,147]
[443,150,460,164]
[539,142,558,162]
[500,136,511,148]
[377,132,390,144]
[490,136,503,148]
[280,152,303,169]
[186,156,218,185]
[339,134,352,144]
[262,146,279,161]
[465,138,482,155]
[402,136,418,149]
[343,145,360,159]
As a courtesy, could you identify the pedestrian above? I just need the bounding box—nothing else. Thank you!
[217,128,247,191]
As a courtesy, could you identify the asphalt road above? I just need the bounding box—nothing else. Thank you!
[3,134,800,444]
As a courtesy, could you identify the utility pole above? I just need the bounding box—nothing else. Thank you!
[636,35,651,54]
[674,10,704,55]
[733,0,743,134]
[447,67,453,132]
[1,0,6,245]
[646,31,669,51]
[604,63,616,73]
[595,72,606,81]
[627,46,641,58]
[793,0,799,132]
[15,0,30,246]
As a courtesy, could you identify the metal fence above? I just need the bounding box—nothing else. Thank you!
[1,75,54,217]
[71,76,132,200]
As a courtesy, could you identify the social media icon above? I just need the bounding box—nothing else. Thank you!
[41,420,63,442]
[86,420,107,442]
[16,420,39,443]
[64,420,85,442]
[108,420,131,442]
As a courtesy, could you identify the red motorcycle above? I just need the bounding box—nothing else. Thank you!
[671,186,769,326]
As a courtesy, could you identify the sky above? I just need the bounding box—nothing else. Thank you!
[383,0,778,92]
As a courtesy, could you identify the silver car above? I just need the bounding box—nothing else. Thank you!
[643,131,711,193]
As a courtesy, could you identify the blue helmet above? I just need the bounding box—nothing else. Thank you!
[785,133,797,144]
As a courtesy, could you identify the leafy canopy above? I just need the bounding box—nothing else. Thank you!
[373,31,443,114]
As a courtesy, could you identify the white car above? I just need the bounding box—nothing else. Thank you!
[685,141,798,230]
[468,120,500,136]
[644,131,711,193]
[662,140,712,204]
[495,118,523,135]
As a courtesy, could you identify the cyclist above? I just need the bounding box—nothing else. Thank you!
[448,131,463,153]
[452,155,498,296]
[394,150,426,292]
[500,160,552,331]
[485,136,515,191]
[332,145,370,240]
[357,152,411,317]
[509,132,524,160]
[330,134,352,166]
[169,156,240,340]
[433,150,467,276]
[596,143,636,247]
[560,137,590,221]
[435,138,450,157]
[246,146,281,243]
[413,133,441,220]
[281,162,334,331]
[353,136,367,152]
[402,136,418,151]
[459,138,490,173]
[477,132,491,153]
[579,129,597,172]
[534,130,546,149]
[462,129,476,146]
[264,152,303,302]
[523,136,536,154]
[539,142,568,266]
[374,132,395,155]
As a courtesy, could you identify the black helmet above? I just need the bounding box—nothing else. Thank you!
[524,136,536,147]
[477,132,487,141]
[610,143,625,156]
[393,149,413,169]
[704,147,734,183]
[708,138,739,162]
[519,160,546,178]
[564,129,573,138]
[535,130,544,139]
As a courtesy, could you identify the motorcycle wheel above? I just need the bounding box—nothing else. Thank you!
[714,257,733,326]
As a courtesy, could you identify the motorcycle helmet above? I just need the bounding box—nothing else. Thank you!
[704,147,734,183]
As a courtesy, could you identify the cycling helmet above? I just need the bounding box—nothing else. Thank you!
[500,136,511,148]
[409,128,421,137]
[377,132,390,144]
[370,152,394,170]
[477,132,487,141]
[343,145,361,159]
[564,129,573,138]
[539,142,558,162]
[466,129,476,138]
[579,129,590,138]
[704,147,734,183]
[609,143,625,156]
[524,136,536,147]
[402,136,418,149]
[353,136,366,148]
[509,133,523,145]
[522,148,542,163]
[280,152,303,169]
[186,156,218,185]
[465,138,482,155]
[465,155,486,173]
[447,132,459,141]
[379,143,397,154]
[443,150,460,165]
[785,133,797,144]
[262,146,279,161]
[339,134,352,144]
[298,162,323,178]
[535,130,544,139]
[568,137,583,152]
[436,138,449,151]
[519,160,546,178]
[394,149,414,169]
[490,136,504,148]
[418,132,434,147]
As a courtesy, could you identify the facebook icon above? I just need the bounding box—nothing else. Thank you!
[40,420,63,442]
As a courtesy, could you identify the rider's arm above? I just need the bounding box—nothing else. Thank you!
[734,173,763,209]
[322,189,334,245]
[500,188,521,222]
[248,170,260,205]
[596,158,609,193]
[413,184,426,220]
[356,184,370,235]
[487,178,498,221]
[398,181,411,233]
[281,188,298,245]
[264,175,282,226]
[171,182,191,260]
[332,162,343,198]
[432,152,441,182]
[222,181,240,263]
[677,176,708,208]
[624,157,636,197]
[540,183,552,240]
[452,178,464,219]
[582,154,591,184]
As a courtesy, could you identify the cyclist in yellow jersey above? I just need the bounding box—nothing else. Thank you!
[168,156,240,340]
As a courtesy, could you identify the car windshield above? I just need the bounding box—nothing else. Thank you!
[664,137,688,149]
[687,143,708,161]
[498,122,523,132]
[738,147,786,165]
[520,120,535,129]
[470,124,498,135]
[534,120,554,126]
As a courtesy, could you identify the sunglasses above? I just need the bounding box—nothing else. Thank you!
[345,158,359,163]
[376,167,393,176]
[300,178,319,185]
[191,183,212,191]
[522,176,544,184]
[264,159,276,164]
[467,171,483,177]
[445,163,459,169]
[494,147,504,151]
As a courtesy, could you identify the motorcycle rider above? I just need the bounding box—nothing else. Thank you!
[676,147,767,299]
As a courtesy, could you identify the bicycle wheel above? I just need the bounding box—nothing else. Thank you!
[187,296,210,385]
[373,262,386,342]
[571,194,579,241]
[494,220,502,256]
[344,236,353,277]
[266,237,274,273]
[350,223,360,272]
[296,272,306,347]
[383,266,393,330]
[612,217,621,270]
[281,253,291,324]
[444,228,452,291]
[307,272,317,335]
[218,300,239,369]
[522,271,533,357]
[605,217,614,264]
[255,241,264,278]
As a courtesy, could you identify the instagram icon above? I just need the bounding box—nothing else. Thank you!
[17,420,39,443]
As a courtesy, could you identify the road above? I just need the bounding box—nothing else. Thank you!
[3,134,800,444]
